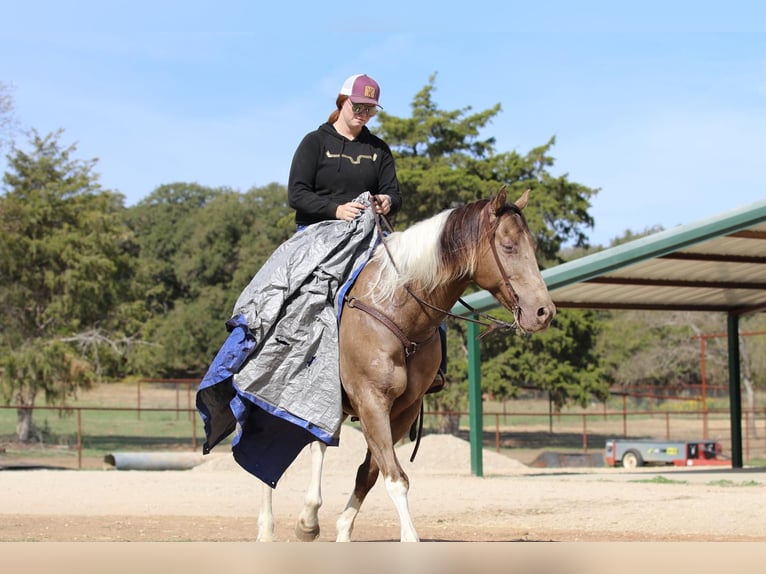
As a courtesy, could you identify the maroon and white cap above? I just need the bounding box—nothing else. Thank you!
[339,74,381,107]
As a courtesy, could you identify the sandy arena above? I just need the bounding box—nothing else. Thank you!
[1,425,765,543]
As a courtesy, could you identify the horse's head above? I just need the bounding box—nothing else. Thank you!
[474,188,556,333]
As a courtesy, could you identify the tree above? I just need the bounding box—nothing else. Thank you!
[125,182,230,316]
[481,308,608,408]
[0,130,133,440]
[374,75,602,419]
[0,81,18,153]
[377,74,596,263]
[125,182,293,377]
[597,310,730,394]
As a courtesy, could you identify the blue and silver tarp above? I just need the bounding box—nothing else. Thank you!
[196,193,380,487]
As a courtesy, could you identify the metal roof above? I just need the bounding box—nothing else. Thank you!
[453,198,766,472]
[453,198,766,317]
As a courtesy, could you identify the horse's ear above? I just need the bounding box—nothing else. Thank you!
[514,189,530,211]
[490,185,508,214]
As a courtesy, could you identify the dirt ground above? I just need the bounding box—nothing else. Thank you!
[1,426,765,543]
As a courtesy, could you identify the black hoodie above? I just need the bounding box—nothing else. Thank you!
[287,122,402,227]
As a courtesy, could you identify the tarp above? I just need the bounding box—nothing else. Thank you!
[196,193,380,487]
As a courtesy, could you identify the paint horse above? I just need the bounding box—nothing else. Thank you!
[257,188,556,542]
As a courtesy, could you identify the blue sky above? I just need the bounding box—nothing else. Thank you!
[2,1,764,246]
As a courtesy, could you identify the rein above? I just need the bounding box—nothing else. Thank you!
[344,296,438,357]
[372,201,521,339]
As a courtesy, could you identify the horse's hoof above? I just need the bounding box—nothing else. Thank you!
[295,520,320,541]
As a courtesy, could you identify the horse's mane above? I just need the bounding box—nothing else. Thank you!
[363,199,492,303]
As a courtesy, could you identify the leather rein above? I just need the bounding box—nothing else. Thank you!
[343,199,522,360]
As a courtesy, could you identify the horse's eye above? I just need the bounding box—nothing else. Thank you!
[501,241,516,254]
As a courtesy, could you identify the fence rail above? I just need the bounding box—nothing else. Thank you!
[2,402,764,470]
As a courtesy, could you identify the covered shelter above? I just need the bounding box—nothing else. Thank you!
[452,198,766,475]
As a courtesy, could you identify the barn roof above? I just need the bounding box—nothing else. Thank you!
[453,197,766,316]
[452,197,766,471]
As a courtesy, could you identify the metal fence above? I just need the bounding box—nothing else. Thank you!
[2,400,764,470]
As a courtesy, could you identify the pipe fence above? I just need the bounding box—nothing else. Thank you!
[2,402,763,470]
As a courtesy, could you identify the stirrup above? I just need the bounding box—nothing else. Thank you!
[426,370,446,394]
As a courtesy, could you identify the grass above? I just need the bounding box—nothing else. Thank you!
[629,475,688,485]
[706,479,762,487]
[627,476,762,487]
[0,406,212,467]
[0,382,214,468]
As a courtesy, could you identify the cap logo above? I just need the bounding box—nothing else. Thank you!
[363,86,377,99]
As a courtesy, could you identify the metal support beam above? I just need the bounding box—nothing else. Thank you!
[467,320,483,477]
[727,314,743,468]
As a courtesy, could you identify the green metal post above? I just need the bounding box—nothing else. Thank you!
[727,314,743,468]
[467,320,483,477]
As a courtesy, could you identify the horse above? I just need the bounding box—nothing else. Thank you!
[256,188,555,542]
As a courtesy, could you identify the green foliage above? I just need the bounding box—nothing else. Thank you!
[125,182,293,377]
[376,74,597,262]
[427,308,608,413]
[126,182,229,310]
[480,309,608,408]
[706,479,761,487]
[0,129,133,421]
[597,310,729,390]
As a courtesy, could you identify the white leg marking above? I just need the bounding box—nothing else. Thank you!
[385,476,419,542]
[295,441,326,540]
[335,493,362,542]
[257,482,275,542]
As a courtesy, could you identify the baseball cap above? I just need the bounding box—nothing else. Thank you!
[339,74,381,107]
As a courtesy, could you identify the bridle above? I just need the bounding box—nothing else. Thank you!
[385,199,521,336]
[479,203,524,334]
[345,198,522,353]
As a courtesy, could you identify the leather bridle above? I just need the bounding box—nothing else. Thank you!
[344,199,523,358]
[482,203,523,330]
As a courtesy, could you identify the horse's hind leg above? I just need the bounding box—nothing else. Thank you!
[295,440,327,541]
[257,483,275,542]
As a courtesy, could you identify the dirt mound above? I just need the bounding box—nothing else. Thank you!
[193,424,527,475]
[401,432,528,475]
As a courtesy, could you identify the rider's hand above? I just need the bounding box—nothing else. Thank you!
[373,194,391,215]
[336,201,367,222]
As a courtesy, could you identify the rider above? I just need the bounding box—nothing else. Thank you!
[288,73,400,227]
[287,73,445,392]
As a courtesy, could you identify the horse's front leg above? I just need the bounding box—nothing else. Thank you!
[338,405,420,542]
[335,449,379,542]
[295,440,327,541]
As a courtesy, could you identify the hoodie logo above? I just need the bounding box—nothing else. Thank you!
[325,150,378,165]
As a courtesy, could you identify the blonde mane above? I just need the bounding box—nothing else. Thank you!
[362,203,488,304]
